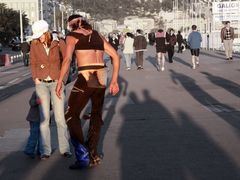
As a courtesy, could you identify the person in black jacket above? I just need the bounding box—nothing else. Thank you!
[177,31,183,53]
[166,28,177,63]
[21,41,30,66]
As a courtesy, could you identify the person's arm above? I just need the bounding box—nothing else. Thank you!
[29,42,38,83]
[55,36,76,98]
[102,37,120,96]
[59,39,70,84]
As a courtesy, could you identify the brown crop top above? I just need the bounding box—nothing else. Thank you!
[67,30,104,50]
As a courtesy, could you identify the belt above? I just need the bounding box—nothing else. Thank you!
[39,79,56,83]
[78,65,106,71]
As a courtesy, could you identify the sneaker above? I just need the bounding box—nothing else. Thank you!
[62,152,72,158]
[192,65,196,70]
[40,154,50,160]
[226,58,230,61]
[161,67,165,71]
[230,57,233,60]
[126,67,131,71]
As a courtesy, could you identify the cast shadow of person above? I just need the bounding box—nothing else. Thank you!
[202,71,240,98]
[173,56,192,68]
[97,75,128,157]
[145,55,158,70]
[118,89,240,180]
[170,69,240,130]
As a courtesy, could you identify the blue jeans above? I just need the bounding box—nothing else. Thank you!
[124,53,133,68]
[36,81,70,156]
[24,121,41,155]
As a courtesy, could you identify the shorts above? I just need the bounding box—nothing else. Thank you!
[190,49,200,56]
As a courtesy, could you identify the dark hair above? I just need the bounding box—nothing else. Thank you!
[67,14,82,22]
[225,21,230,25]
[126,32,134,38]
[158,29,163,33]
[67,14,92,31]
[136,29,142,34]
[178,31,181,34]
[192,25,197,30]
[81,20,92,30]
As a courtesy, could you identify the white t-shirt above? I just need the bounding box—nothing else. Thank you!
[123,37,134,54]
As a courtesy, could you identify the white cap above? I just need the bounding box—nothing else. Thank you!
[32,20,49,39]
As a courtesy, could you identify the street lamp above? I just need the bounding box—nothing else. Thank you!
[20,9,23,43]
[53,0,56,30]
[40,0,43,20]
[59,3,66,34]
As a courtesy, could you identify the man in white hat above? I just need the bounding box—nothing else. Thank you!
[30,20,72,160]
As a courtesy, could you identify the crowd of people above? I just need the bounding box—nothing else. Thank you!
[106,25,202,71]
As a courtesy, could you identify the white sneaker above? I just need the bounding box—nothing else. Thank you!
[192,65,196,69]
[161,67,165,71]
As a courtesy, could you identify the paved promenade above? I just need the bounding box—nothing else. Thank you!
[0,46,240,180]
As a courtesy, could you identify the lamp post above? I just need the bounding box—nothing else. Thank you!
[53,0,56,30]
[59,3,66,34]
[40,0,43,20]
[20,9,23,43]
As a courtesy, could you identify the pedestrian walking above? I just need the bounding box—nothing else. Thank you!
[123,32,134,70]
[166,28,176,63]
[30,20,71,160]
[21,40,30,66]
[187,25,202,69]
[133,29,147,70]
[177,31,183,53]
[55,14,120,169]
[155,29,166,71]
[220,21,234,61]
[108,33,119,64]
[24,91,42,158]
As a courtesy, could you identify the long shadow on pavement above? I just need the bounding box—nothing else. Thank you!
[118,89,240,180]
[0,77,34,102]
[170,69,240,130]
[201,71,240,98]
[173,56,192,68]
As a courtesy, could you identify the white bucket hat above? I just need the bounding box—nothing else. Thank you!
[32,20,49,39]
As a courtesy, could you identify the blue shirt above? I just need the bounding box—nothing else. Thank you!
[188,31,202,49]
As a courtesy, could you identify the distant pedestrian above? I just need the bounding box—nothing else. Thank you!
[148,31,155,46]
[177,31,183,53]
[30,20,71,160]
[21,41,30,66]
[108,33,119,64]
[155,29,166,71]
[166,28,177,63]
[187,25,202,69]
[220,21,234,61]
[24,91,41,158]
[123,32,134,70]
[133,29,147,70]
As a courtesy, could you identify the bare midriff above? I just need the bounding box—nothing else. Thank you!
[75,49,105,67]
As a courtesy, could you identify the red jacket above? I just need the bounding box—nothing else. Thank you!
[30,39,66,81]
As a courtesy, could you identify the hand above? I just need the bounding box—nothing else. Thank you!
[35,78,41,85]
[109,81,119,96]
[55,82,62,99]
